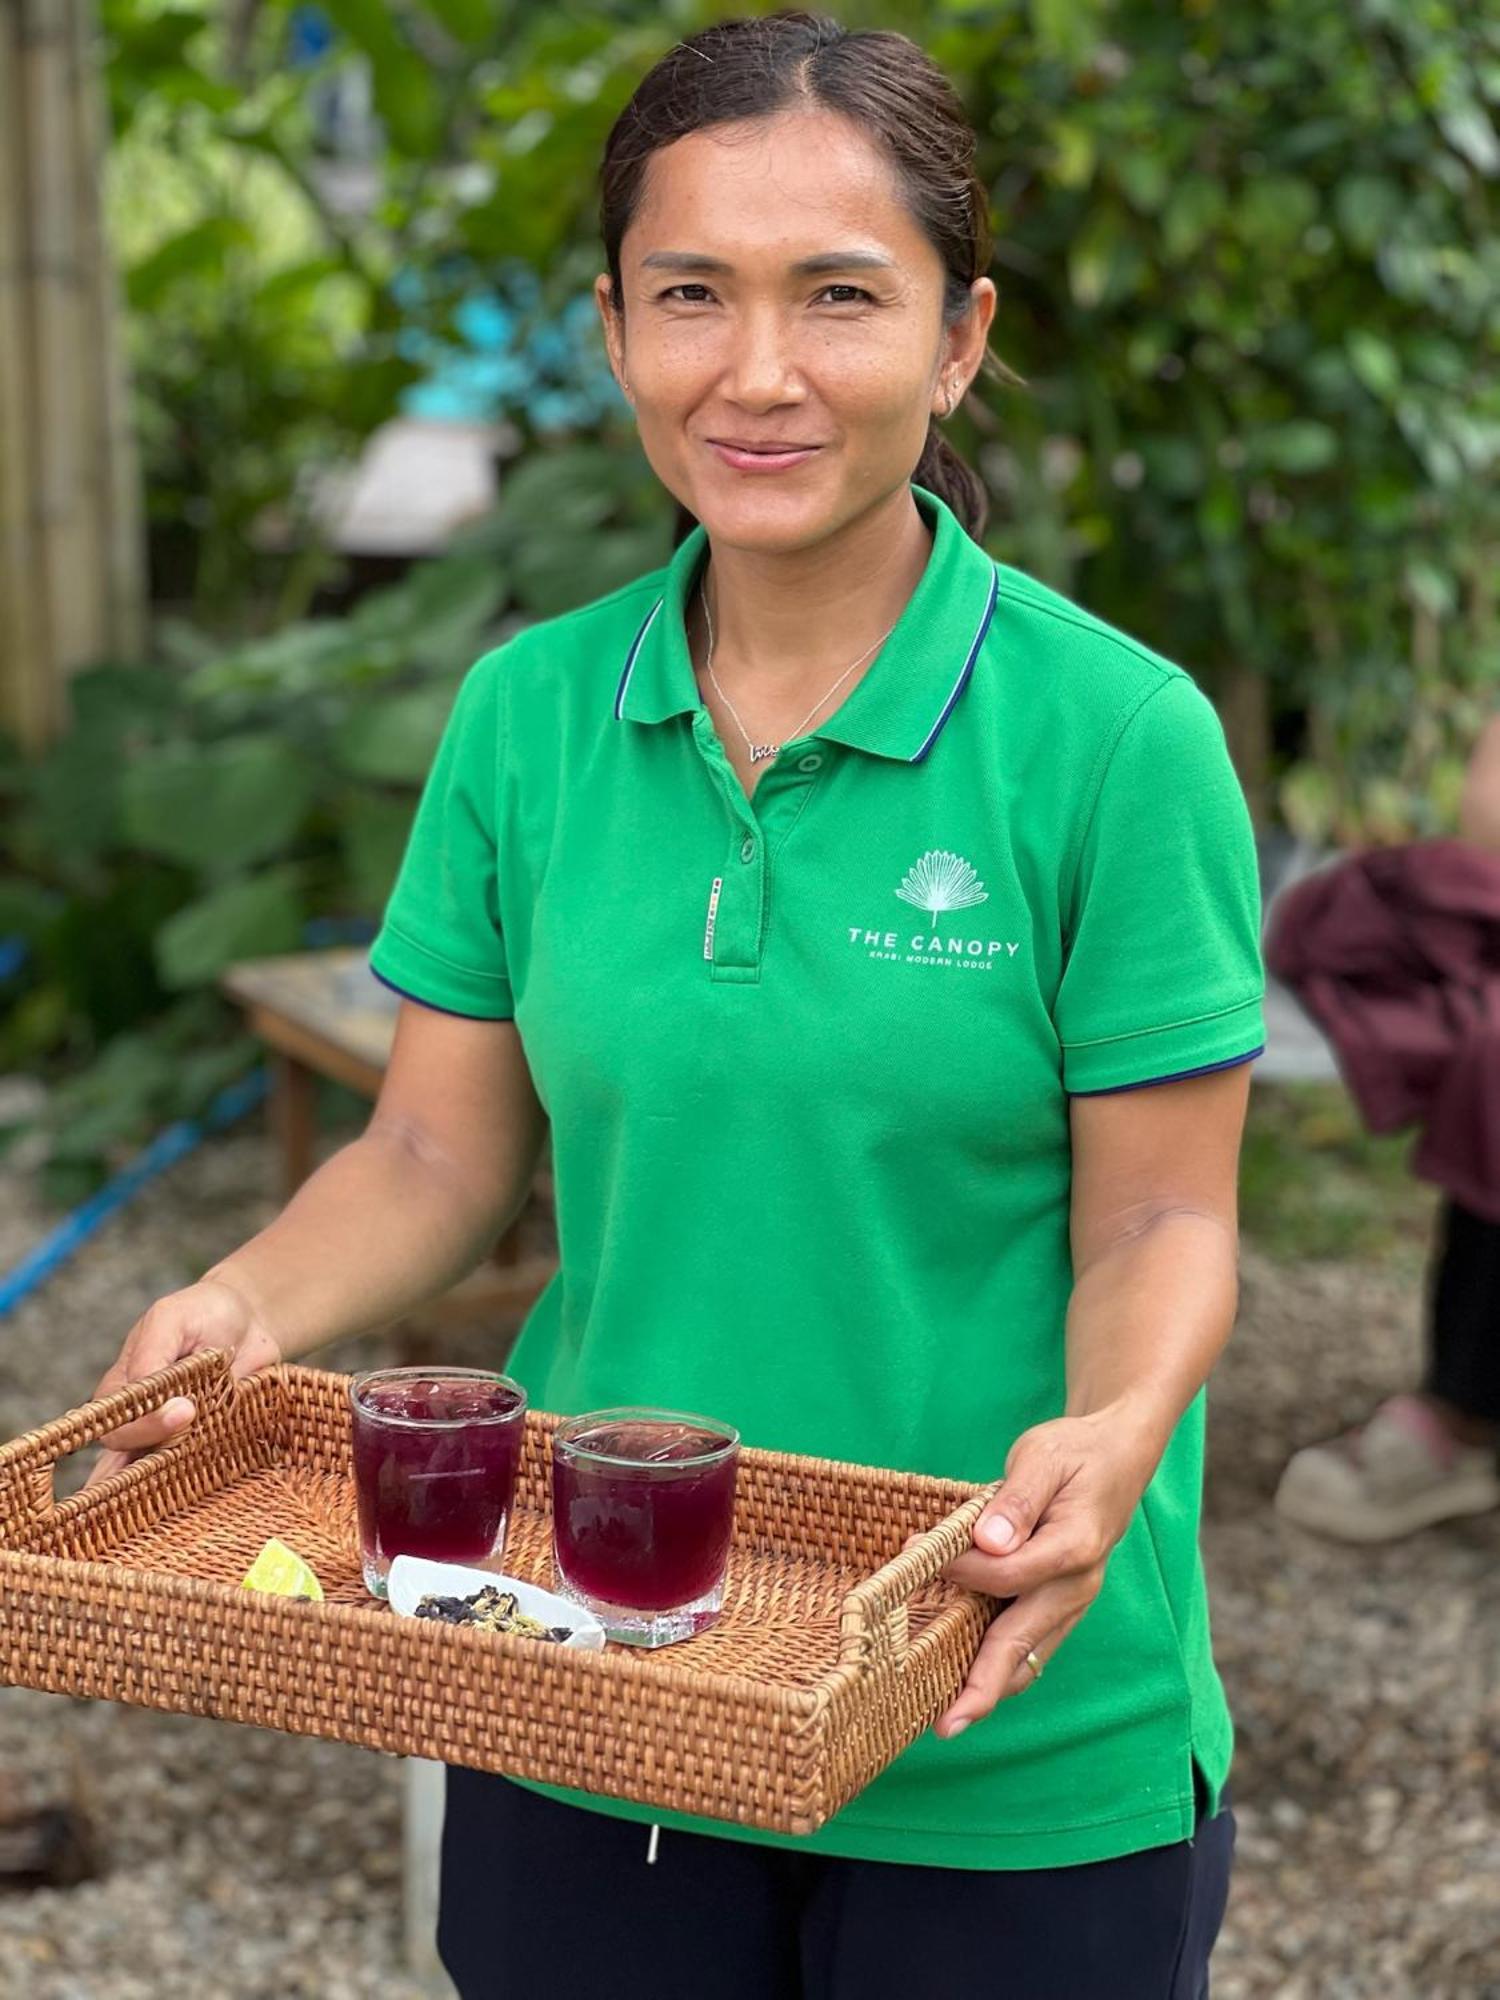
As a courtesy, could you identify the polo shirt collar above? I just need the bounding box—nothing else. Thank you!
[613,483,998,764]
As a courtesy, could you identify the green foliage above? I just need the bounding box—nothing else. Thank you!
[2,445,669,1189]
[1239,1084,1436,1266]
[120,736,319,871]
[34,998,263,1211]
[938,0,1500,842]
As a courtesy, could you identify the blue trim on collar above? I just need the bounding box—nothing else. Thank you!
[613,597,664,720]
[909,565,1000,765]
[611,487,996,755]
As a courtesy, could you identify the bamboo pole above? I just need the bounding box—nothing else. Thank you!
[0,0,144,755]
[79,0,143,669]
[0,6,49,751]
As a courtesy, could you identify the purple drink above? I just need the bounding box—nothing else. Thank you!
[350,1368,528,1597]
[551,1409,739,1646]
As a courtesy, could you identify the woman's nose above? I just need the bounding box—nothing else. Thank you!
[723,309,804,409]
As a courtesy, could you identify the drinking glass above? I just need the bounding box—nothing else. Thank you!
[551,1407,739,1647]
[349,1367,528,1598]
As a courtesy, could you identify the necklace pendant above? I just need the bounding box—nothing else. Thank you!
[749,742,781,765]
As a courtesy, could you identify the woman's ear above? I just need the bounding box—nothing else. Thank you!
[943,277,998,394]
[594,274,632,403]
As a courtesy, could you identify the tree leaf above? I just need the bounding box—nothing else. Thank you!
[1334,175,1402,255]
[332,687,459,784]
[419,0,497,46]
[1114,149,1170,214]
[1250,422,1340,475]
[400,557,510,672]
[120,736,317,873]
[1437,102,1500,177]
[1403,561,1457,619]
[0,880,63,950]
[127,217,254,311]
[494,446,629,539]
[155,871,305,990]
[1066,209,1143,309]
[1346,330,1401,400]
[316,0,444,154]
[513,525,670,618]
[1162,175,1225,263]
[1238,174,1319,246]
[1028,0,1105,63]
[16,735,123,867]
[339,793,418,912]
[1049,120,1096,190]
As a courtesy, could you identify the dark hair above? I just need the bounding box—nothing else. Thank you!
[600,10,1018,544]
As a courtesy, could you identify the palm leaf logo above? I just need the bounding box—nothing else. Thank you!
[895,849,989,921]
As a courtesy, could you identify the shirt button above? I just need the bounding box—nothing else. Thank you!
[740,836,756,864]
[796,753,823,773]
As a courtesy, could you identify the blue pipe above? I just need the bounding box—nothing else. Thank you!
[0,1067,270,1320]
[0,918,376,1319]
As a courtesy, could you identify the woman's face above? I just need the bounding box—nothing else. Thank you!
[597,108,996,554]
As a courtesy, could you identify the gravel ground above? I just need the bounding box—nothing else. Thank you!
[0,1124,1497,1998]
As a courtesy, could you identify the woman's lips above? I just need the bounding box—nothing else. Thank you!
[706,440,822,473]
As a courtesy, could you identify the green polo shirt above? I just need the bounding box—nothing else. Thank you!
[368,482,1265,1870]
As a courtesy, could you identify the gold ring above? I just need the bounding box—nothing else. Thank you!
[1024,1648,1044,1682]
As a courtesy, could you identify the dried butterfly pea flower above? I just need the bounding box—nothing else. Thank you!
[414,1588,570,1642]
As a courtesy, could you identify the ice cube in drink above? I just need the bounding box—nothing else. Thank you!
[551,1409,738,1646]
[350,1369,528,1598]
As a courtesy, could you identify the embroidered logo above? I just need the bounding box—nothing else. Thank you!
[894,849,989,922]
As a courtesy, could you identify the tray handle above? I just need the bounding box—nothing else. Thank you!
[837,1482,1001,1670]
[0,1348,235,1530]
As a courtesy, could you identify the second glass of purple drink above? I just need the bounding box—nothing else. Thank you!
[349,1367,528,1598]
[551,1408,739,1646]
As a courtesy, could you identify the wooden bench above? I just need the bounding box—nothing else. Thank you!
[219,947,557,1359]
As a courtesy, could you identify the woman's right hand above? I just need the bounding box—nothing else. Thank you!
[81,1276,283,1490]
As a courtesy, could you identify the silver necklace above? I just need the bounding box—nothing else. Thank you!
[699,583,898,765]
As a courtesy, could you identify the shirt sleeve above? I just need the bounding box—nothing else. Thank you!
[367,651,513,1020]
[1053,672,1265,1094]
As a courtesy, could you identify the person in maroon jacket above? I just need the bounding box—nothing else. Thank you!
[1275,716,1500,1540]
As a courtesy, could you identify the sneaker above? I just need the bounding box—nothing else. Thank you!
[1273,1393,1500,1543]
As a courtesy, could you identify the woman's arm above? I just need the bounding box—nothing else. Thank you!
[84,1002,547,1478]
[934,1063,1249,1736]
[204,1002,547,1356]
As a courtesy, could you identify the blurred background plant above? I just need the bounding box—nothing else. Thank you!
[0,445,668,1201]
[3,0,1498,1196]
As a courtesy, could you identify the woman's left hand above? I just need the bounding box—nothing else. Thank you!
[933,1412,1155,1739]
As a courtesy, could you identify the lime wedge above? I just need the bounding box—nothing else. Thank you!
[241,1537,324,1601]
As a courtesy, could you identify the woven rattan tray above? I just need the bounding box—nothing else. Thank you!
[0,1351,995,1834]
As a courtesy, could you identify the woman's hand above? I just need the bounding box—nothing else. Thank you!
[81,1277,283,1490]
[933,1412,1155,1738]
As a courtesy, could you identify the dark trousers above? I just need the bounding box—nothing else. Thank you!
[1424,1197,1500,1425]
[438,1767,1235,2000]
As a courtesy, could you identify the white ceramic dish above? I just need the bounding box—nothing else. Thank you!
[385,1556,606,1650]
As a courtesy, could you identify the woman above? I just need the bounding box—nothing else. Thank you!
[1273,713,1500,1540]
[88,15,1263,1996]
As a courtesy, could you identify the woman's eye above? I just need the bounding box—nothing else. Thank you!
[657,283,873,305]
